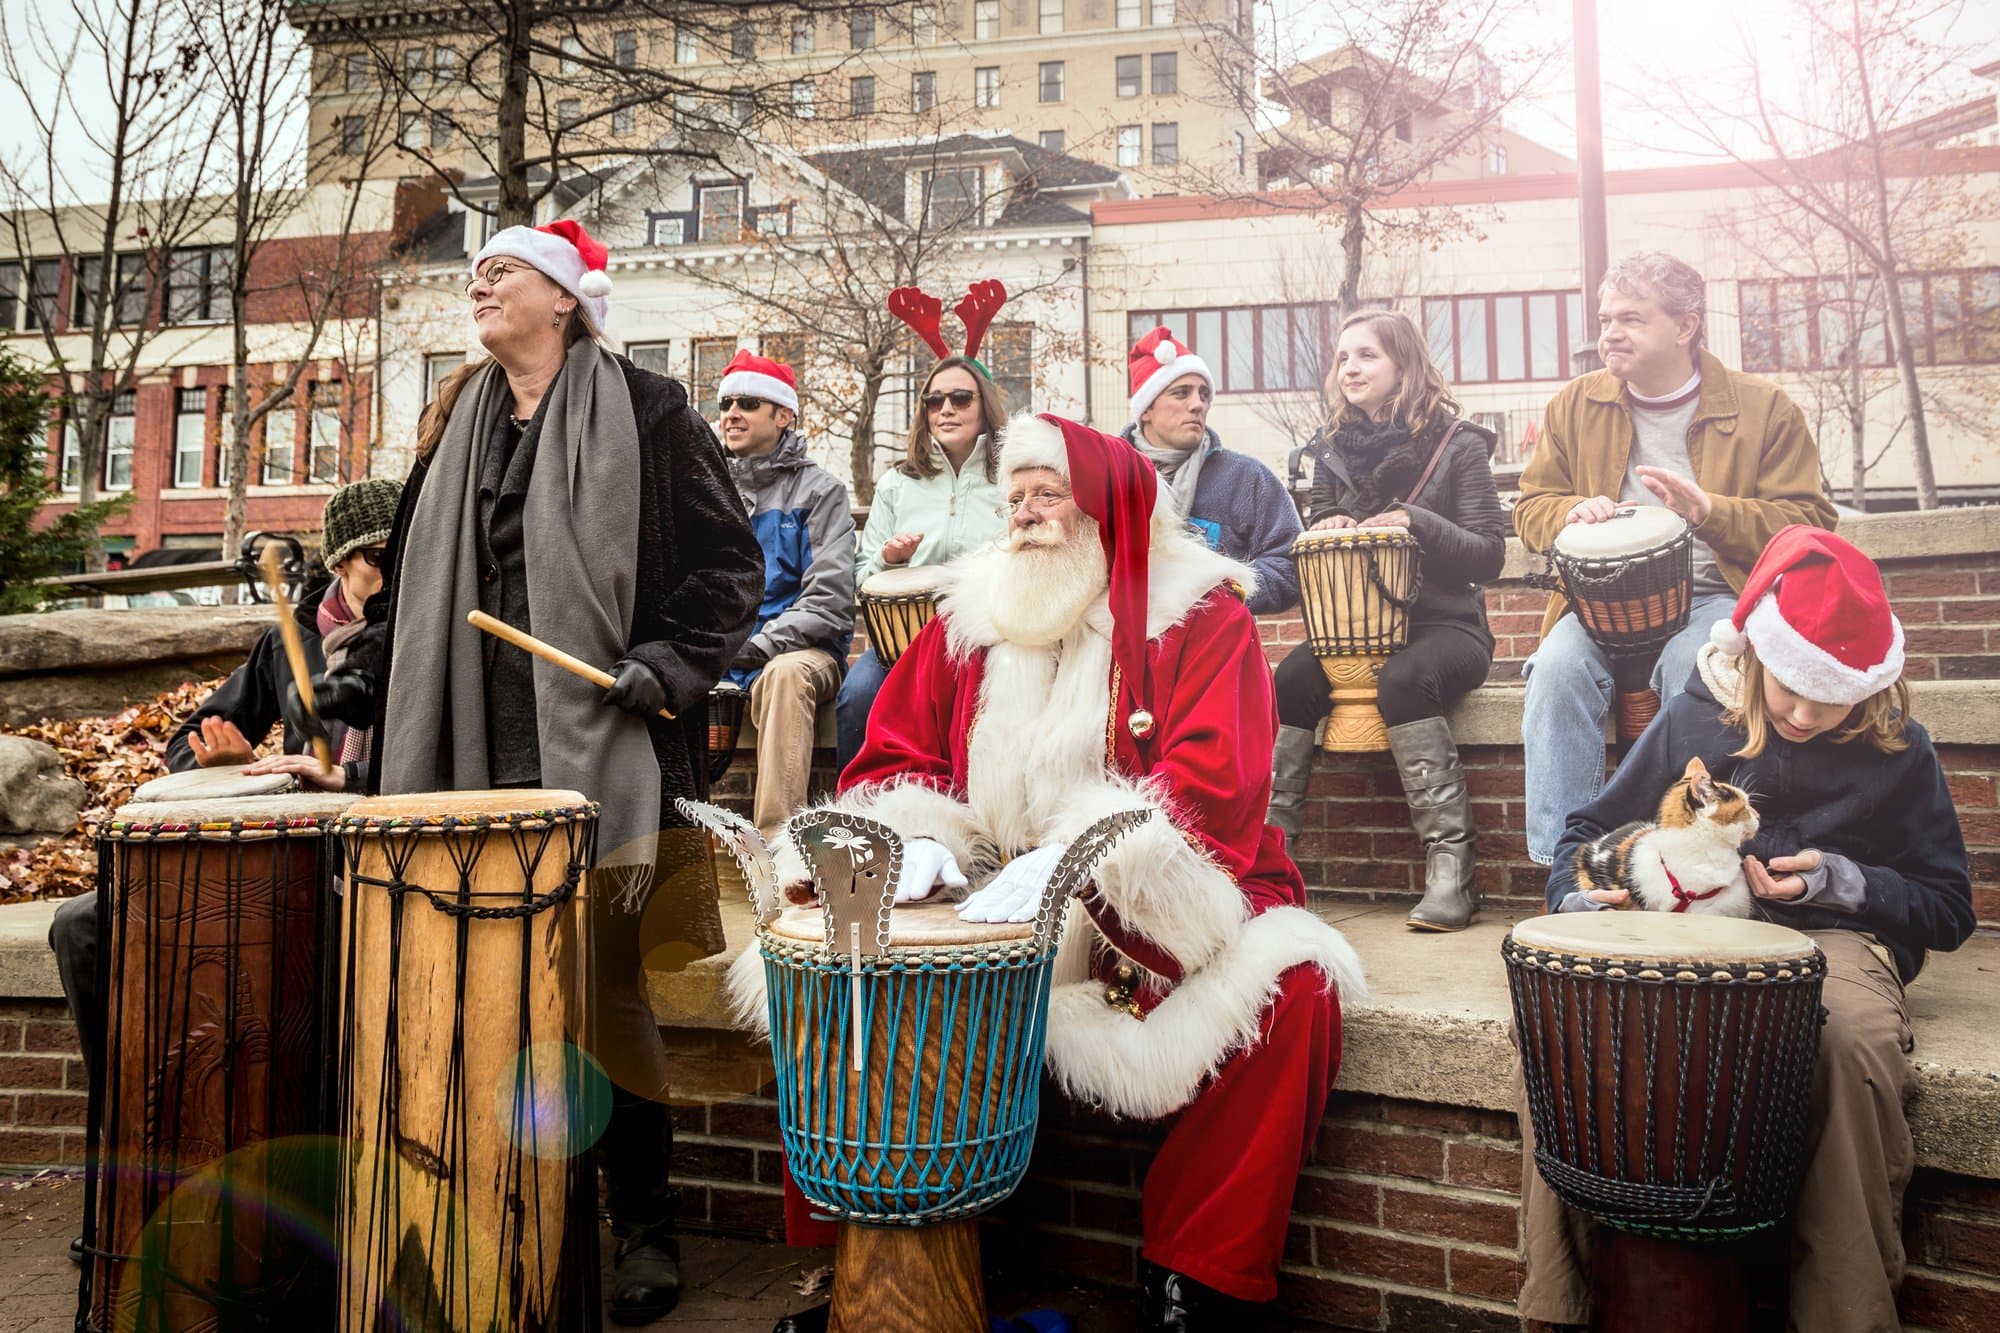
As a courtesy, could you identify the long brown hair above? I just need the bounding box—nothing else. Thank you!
[1324,309,1460,436]
[415,303,597,460]
[1723,649,1912,758]
[899,355,1007,482]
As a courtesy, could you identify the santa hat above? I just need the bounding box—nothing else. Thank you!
[1709,525,1904,707]
[998,413,1163,740]
[472,219,613,331]
[716,349,799,414]
[1128,326,1213,423]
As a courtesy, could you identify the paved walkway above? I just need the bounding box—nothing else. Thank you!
[0,1172,1140,1333]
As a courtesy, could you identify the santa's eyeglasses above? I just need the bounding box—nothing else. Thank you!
[997,487,1072,517]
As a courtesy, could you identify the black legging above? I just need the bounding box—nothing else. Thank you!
[1274,621,1494,730]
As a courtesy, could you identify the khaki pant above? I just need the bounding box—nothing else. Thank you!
[748,648,843,840]
[1517,929,1917,1333]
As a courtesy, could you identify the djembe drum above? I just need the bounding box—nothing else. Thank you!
[858,566,945,665]
[335,791,601,1333]
[1546,506,1694,742]
[1292,527,1422,752]
[81,767,351,1332]
[706,682,748,783]
[1505,912,1827,1329]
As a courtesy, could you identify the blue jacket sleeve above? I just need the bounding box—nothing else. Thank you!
[1241,465,1303,615]
[746,471,857,664]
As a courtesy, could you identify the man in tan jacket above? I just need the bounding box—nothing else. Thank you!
[1515,251,1836,865]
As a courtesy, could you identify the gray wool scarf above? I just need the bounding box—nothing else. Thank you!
[382,339,659,906]
[1134,428,1212,521]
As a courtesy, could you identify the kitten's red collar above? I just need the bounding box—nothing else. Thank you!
[1660,854,1725,913]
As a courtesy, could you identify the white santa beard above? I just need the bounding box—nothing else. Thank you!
[966,625,1116,859]
[986,518,1106,648]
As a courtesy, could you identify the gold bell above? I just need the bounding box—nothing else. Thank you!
[1127,708,1156,739]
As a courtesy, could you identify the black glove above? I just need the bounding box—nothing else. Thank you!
[312,667,376,727]
[602,658,667,717]
[280,679,330,748]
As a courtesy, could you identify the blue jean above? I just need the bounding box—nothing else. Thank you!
[834,646,892,773]
[1521,592,1736,864]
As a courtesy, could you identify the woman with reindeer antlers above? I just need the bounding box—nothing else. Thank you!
[834,280,1015,772]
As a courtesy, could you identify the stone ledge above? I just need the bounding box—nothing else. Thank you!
[0,605,270,676]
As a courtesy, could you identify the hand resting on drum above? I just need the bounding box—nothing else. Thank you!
[894,837,968,903]
[956,842,1069,923]
[881,532,924,566]
[1359,509,1410,529]
[1744,850,1821,902]
[244,752,347,791]
[1310,514,1358,532]
[1564,495,1622,525]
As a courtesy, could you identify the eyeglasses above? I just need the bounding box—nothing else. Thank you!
[347,546,385,569]
[998,487,1072,517]
[464,260,525,295]
[923,388,978,412]
[717,395,771,414]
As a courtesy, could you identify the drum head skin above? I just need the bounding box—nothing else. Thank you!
[1291,526,1417,554]
[1511,911,1815,964]
[132,764,296,803]
[1552,506,1689,559]
[859,566,948,599]
[108,792,357,832]
[343,789,591,822]
[767,899,1034,947]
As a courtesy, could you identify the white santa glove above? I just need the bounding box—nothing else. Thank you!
[894,837,968,903]
[956,843,1069,924]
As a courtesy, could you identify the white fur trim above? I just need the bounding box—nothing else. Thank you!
[1129,355,1213,422]
[996,412,1069,479]
[1709,618,1750,654]
[472,225,610,330]
[717,368,799,413]
[577,270,613,298]
[1043,906,1365,1120]
[725,944,771,1036]
[1744,594,1904,707]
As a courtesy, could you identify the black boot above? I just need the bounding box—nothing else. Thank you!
[1387,717,1478,931]
[772,1303,831,1333]
[1266,724,1317,841]
[608,1221,681,1325]
[1141,1260,1239,1330]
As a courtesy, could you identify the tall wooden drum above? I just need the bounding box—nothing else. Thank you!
[858,566,945,665]
[82,773,351,1333]
[1292,527,1421,752]
[335,791,601,1333]
[1547,506,1694,741]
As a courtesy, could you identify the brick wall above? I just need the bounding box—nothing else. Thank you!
[0,1001,88,1170]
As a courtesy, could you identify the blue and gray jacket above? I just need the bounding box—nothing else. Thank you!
[725,429,856,685]
[1119,424,1302,615]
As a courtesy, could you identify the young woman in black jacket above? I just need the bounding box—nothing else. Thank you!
[1268,309,1508,932]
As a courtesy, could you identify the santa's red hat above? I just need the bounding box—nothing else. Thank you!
[473,218,614,330]
[1128,326,1212,422]
[1710,525,1904,707]
[717,349,799,414]
[998,412,1163,739]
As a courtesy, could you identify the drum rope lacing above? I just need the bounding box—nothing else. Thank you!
[337,810,594,920]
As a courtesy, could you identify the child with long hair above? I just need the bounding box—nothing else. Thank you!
[1525,525,1974,1329]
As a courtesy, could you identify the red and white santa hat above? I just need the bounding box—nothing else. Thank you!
[472,218,614,330]
[1128,326,1213,423]
[716,350,799,414]
[1710,525,1904,707]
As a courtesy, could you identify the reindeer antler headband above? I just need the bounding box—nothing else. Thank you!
[887,280,1009,379]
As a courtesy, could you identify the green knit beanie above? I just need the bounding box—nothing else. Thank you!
[321,477,402,569]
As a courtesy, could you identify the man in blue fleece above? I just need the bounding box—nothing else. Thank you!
[1119,325,1301,615]
[716,350,856,839]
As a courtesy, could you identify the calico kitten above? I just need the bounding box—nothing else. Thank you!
[1572,756,1761,916]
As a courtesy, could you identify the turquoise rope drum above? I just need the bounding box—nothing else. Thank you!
[760,903,1054,1224]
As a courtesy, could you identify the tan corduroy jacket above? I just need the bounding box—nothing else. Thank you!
[1514,349,1838,639]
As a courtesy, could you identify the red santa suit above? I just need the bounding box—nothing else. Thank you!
[734,415,1364,1303]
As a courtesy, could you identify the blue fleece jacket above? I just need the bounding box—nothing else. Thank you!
[725,429,856,686]
[1119,425,1302,615]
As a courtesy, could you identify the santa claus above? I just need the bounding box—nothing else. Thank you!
[752,413,1364,1330]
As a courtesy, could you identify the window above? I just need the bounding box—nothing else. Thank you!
[430,113,454,148]
[1150,0,1174,21]
[1737,269,2000,373]
[693,338,735,418]
[55,415,80,491]
[1150,52,1178,95]
[626,342,671,374]
[913,70,935,113]
[851,75,876,116]
[1117,0,1140,26]
[399,111,424,149]
[1039,61,1064,103]
[614,31,637,68]
[215,388,234,487]
[559,35,582,75]
[647,212,684,248]
[556,98,582,129]
[1116,54,1141,97]
[1127,303,1335,393]
[923,167,983,230]
[261,403,295,485]
[73,253,147,327]
[851,13,876,47]
[1116,124,1141,166]
[675,26,699,63]
[173,388,206,488]
[1039,129,1066,152]
[423,353,464,412]
[434,48,459,83]
[1488,144,1509,175]
[308,382,341,483]
[974,66,999,108]
[612,105,635,136]
[0,263,19,330]
[166,248,231,324]
[791,16,815,52]
[974,0,998,38]
[792,79,816,118]
[697,185,744,242]
[1151,122,1178,165]
[756,208,791,237]
[25,258,61,331]
[340,115,366,154]
[343,52,370,92]
[1395,113,1412,143]
[105,390,135,491]
[1233,130,1246,175]
[731,22,754,58]
[1039,0,1063,32]
[403,46,430,88]
[1422,289,1586,383]
[985,323,1032,405]
[729,88,752,125]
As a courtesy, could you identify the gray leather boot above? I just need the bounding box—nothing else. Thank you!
[1267,724,1318,841]
[1387,717,1478,932]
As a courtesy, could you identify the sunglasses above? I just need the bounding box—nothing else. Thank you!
[347,546,385,568]
[923,388,978,412]
[717,395,772,414]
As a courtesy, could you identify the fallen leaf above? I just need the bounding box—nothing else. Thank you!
[794,1264,833,1297]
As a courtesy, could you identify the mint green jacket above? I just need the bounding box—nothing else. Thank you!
[853,437,1008,584]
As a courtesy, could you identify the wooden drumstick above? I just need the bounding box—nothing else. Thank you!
[467,610,677,720]
[259,544,335,776]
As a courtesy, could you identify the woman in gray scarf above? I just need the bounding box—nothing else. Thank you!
[368,220,763,1324]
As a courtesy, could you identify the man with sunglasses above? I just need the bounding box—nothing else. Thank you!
[715,350,857,839]
[1120,325,1301,615]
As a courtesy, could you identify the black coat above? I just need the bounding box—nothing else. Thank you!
[366,355,765,823]
[1546,666,1974,983]
[1305,414,1508,634]
[165,582,371,791]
